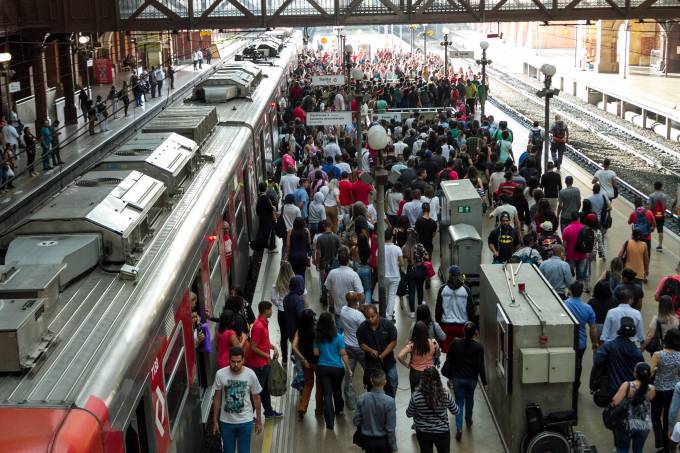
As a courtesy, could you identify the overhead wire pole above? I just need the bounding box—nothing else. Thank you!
[537,64,559,173]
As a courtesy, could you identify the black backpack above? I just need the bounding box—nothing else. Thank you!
[575,225,595,253]
[590,358,612,408]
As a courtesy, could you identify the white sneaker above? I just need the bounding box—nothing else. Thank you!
[408,312,415,319]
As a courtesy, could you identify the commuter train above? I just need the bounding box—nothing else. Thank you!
[0,30,301,452]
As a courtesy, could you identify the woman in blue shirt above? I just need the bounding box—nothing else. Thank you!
[314,312,353,429]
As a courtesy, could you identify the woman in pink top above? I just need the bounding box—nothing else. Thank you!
[215,310,246,369]
[398,321,441,393]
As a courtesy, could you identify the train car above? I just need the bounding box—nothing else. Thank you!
[0,31,302,453]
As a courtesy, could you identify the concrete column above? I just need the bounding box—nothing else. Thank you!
[602,93,608,109]
[597,20,620,73]
[572,81,577,96]
[667,116,672,140]
[58,36,78,126]
[642,109,647,129]
[45,41,59,89]
[30,44,48,127]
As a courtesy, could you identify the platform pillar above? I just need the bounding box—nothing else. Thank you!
[667,117,672,140]
[642,109,647,129]
[596,21,620,74]
[601,92,608,109]
[58,35,78,126]
[44,41,59,90]
[29,43,48,127]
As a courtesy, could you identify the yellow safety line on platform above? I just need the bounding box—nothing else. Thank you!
[261,418,274,453]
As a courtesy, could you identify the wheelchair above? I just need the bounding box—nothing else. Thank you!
[522,403,598,453]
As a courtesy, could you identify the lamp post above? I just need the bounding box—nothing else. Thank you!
[423,25,428,64]
[351,67,364,159]
[476,40,492,117]
[78,35,92,98]
[367,124,390,317]
[537,63,559,173]
[440,27,450,80]
[409,24,417,54]
[0,52,12,119]
[344,43,353,95]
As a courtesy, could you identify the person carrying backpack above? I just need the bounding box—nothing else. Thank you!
[648,181,673,252]
[549,115,568,170]
[528,121,544,169]
[627,198,655,259]
[512,234,543,265]
[563,212,590,289]
[656,261,680,314]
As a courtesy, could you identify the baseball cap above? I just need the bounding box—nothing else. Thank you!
[541,221,553,232]
[424,150,433,158]
[617,316,636,337]
[448,265,461,276]
[499,212,511,221]
[420,132,427,139]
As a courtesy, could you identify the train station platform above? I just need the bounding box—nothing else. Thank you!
[248,101,680,453]
[0,37,247,233]
[449,29,680,138]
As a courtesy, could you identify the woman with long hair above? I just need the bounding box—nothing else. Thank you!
[403,228,429,318]
[642,295,679,353]
[272,261,295,363]
[398,321,440,392]
[286,217,312,280]
[353,233,373,303]
[619,229,649,284]
[292,309,323,419]
[611,362,655,453]
[650,327,680,452]
[215,310,246,369]
[393,215,411,248]
[442,321,487,441]
[321,178,340,232]
[410,304,446,344]
[532,198,558,235]
[313,312,352,430]
[601,257,625,293]
[406,367,459,453]
[23,126,37,177]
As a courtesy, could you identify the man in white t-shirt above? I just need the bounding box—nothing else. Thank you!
[340,291,367,398]
[592,158,618,201]
[393,137,408,158]
[212,347,263,451]
[280,167,300,197]
[325,247,364,329]
[324,136,342,162]
[381,228,405,321]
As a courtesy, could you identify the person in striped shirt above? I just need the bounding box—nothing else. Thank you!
[406,367,459,452]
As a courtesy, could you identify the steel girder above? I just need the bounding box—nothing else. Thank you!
[117,0,680,30]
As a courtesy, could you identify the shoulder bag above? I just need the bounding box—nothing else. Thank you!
[644,320,663,354]
[602,382,629,430]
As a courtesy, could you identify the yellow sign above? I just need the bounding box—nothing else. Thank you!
[200,30,212,38]
[321,36,328,44]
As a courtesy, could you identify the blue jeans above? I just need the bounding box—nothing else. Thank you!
[667,381,680,434]
[453,378,477,430]
[568,259,588,283]
[613,424,648,453]
[386,364,399,398]
[219,420,254,453]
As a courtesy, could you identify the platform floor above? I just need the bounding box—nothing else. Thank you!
[0,37,245,221]
[449,29,680,122]
[253,102,680,453]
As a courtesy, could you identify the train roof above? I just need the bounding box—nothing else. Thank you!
[0,31,302,412]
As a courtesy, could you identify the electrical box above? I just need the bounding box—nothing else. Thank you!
[440,224,482,297]
[549,347,576,383]
[440,179,483,236]
[520,348,549,384]
[0,298,51,372]
[479,264,578,453]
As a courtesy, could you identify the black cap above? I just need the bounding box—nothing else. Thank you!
[617,316,636,337]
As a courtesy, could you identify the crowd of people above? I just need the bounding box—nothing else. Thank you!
[204,45,679,453]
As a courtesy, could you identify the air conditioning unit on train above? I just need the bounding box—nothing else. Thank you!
[195,63,260,102]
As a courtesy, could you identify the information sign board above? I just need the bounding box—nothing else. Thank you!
[306,111,353,126]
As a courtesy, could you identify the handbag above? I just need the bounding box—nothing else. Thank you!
[602,383,629,430]
[396,270,408,297]
[644,320,663,354]
[352,428,366,449]
[275,208,286,239]
[423,261,436,279]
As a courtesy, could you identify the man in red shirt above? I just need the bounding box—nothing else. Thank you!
[292,101,306,124]
[249,301,282,418]
[562,212,588,287]
[351,174,374,206]
[627,198,655,258]
[496,171,518,199]
[338,172,354,219]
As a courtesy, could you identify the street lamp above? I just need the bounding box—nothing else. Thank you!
[440,27,450,80]
[0,52,13,119]
[537,63,559,173]
[77,35,92,98]
[366,124,390,317]
[476,40,492,117]
[409,24,418,54]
